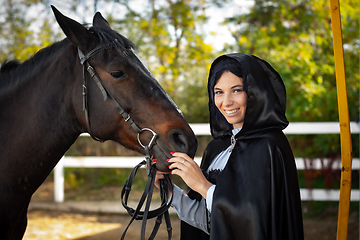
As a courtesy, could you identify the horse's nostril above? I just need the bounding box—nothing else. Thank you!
[169,130,189,151]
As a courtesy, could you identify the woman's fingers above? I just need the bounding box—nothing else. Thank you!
[170,152,193,162]
[156,171,168,179]
[167,152,212,199]
[167,153,195,170]
[154,169,172,188]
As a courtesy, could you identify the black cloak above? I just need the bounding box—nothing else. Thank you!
[180,53,304,240]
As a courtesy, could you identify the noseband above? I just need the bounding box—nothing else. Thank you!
[78,41,173,239]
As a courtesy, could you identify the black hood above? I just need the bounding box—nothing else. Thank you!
[207,53,288,139]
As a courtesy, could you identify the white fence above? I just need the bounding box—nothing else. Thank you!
[54,122,360,203]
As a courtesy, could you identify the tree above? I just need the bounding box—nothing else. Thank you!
[0,0,61,62]
[105,0,223,122]
[0,0,227,123]
[225,0,359,157]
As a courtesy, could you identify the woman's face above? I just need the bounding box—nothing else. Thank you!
[214,71,247,129]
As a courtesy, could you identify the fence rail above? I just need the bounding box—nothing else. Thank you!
[54,122,360,203]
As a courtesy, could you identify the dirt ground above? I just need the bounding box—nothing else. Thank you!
[24,210,180,240]
[23,178,359,240]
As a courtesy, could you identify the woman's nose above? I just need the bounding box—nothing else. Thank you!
[223,93,233,106]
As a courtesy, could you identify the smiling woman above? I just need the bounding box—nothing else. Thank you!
[155,53,304,240]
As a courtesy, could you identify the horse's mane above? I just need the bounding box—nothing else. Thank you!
[0,39,71,93]
[90,25,138,52]
[0,24,137,94]
[0,60,21,74]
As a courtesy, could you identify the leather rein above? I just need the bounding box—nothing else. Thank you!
[78,40,173,240]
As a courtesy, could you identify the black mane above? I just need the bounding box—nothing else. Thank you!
[90,25,138,52]
[0,39,71,93]
[0,60,21,75]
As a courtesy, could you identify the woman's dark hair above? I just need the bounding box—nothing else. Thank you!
[211,58,247,93]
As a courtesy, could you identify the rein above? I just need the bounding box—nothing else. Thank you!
[77,41,173,239]
[121,146,173,240]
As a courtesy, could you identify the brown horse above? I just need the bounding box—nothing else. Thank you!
[0,6,197,240]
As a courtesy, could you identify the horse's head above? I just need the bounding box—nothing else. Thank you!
[52,6,197,172]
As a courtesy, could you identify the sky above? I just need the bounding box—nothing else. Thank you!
[204,0,254,49]
[27,0,254,50]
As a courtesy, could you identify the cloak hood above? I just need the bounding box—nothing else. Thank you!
[208,53,288,138]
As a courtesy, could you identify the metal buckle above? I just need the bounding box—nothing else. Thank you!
[137,128,157,149]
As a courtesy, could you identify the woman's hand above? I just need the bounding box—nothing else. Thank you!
[151,159,173,196]
[168,152,213,199]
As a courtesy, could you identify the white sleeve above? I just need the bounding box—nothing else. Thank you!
[171,185,210,234]
[205,184,216,212]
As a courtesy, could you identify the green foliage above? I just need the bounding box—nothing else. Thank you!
[226,0,359,122]
[0,0,62,63]
[225,0,359,158]
[1,0,359,200]
[1,0,358,127]
[107,0,218,122]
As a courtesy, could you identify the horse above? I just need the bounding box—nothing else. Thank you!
[0,6,197,240]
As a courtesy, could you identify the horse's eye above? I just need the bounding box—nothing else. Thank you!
[110,70,125,80]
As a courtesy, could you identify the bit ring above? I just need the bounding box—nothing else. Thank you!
[137,128,157,149]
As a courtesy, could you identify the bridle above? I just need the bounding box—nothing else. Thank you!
[78,39,143,141]
[78,40,173,240]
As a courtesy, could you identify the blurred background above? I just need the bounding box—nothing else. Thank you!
[1,0,359,239]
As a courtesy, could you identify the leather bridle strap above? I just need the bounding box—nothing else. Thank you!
[78,42,143,142]
[120,148,173,240]
[78,42,173,239]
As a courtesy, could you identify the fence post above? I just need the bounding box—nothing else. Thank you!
[329,1,353,239]
[54,157,65,203]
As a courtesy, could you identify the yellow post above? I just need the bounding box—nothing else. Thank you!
[329,1,353,240]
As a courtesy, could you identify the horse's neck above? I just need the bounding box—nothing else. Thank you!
[0,43,83,193]
[3,42,82,134]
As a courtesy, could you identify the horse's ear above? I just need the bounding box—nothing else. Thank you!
[51,5,91,48]
[93,12,111,30]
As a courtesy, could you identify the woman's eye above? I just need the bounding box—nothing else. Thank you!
[110,70,125,80]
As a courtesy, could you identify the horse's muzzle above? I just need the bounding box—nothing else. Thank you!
[152,128,197,172]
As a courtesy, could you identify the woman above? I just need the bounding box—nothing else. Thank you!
[156,53,304,240]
